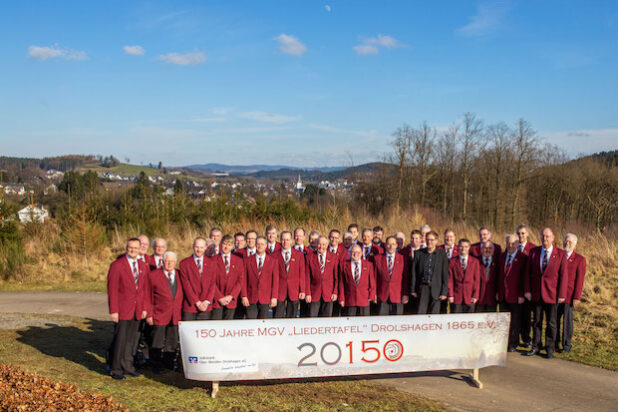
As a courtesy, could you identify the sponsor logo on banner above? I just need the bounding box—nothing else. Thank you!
[188,356,198,364]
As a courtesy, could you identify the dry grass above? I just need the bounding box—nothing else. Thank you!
[1,209,616,369]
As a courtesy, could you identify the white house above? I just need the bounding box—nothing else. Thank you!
[18,205,49,223]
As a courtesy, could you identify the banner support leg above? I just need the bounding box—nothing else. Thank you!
[211,381,219,398]
[469,369,483,389]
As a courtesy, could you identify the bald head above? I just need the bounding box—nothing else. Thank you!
[540,228,555,249]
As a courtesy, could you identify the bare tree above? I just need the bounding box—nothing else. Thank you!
[511,119,539,226]
[410,122,436,206]
[390,124,411,212]
[459,113,484,221]
[435,124,459,217]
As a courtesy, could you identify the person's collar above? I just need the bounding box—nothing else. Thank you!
[567,250,573,259]
[282,247,292,253]
[165,269,175,276]
[127,255,137,263]
[256,252,266,258]
[193,254,203,260]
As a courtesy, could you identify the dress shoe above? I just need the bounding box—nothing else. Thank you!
[561,347,571,353]
[521,342,532,350]
[111,374,125,380]
[523,347,538,356]
[508,346,517,352]
[545,351,555,359]
[126,371,142,378]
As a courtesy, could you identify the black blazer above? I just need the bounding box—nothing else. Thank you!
[410,248,449,299]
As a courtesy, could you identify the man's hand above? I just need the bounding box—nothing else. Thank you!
[524,292,531,301]
[331,294,337,302]
[195,300,203,310]
[141,310,147,320]
[518,297,525,304]
[306,295,312,303]
[146,317,153,326]
[197,301,209,312]
[573,299,581,307]
[270,298,277,308]
[448,297,454,303]
[558,298,565,304]
[241,297,250,307]
[471,298,477,304]
[299,292,305,300]
[373,298,377,304]
[110,313,119,323]
[495,293,500,301]
[402,296,409,304]
[411,292,418,298]
[439,295,447,301]
[340,300,345,307]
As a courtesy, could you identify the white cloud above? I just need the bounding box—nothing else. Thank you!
[325,5,332,12]
[28,45,88,61]
[274,33,307,56]
[456,2,511,37]
[157,51,206,65]
[353,34,404,55]
[123,45,146,56]
[239,111,300,124]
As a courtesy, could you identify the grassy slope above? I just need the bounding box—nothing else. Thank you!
[0,314,443,412]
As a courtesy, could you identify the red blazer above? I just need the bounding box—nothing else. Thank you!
[371,242,385,255]
[448,256,481,305]
[145,254,158,271]
[497,251,528,304]
[179,255,215,313]
[242,254,279,304]
[564,252,586,304]
[438,244,460,259]
[470,242,502,260]
[338,259,376,307]
[519,241,537,256]
[477,256,498,306]
[360,243,381,261]
[266,241,282,255]
[275,248,306,302]
[145,269,183,326]
[525,246,568,303]
[306,251,338,302]
[107,256,148,321]
[212,254,244,309]
[374,253,409,303]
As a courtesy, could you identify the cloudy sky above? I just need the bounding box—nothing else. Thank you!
[1,1,617,167]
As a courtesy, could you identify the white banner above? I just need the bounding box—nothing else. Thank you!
[179,313,509,381]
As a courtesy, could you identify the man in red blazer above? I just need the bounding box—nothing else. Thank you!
[137,234,150,264]
[144,251,183,374]
[233,232,246,253]
[556,233,586,353]
[470,227,502,260]
[146,238,167,271]
[209,227,223,255]
[211,235,245,320]
[360,228,381,261]
[235,230,257,258]
[401,229,423,262]
[339,244,376,316]
[274,231,306,318]
[524,228,568,358]
[347,223,360,245]
[107,237,148,380]
[305,236,338,317]
[394,232,406,252]
[448,239,480,313]
[374,236,409,315]
[497,234,528,351]
[265,225,282,255]
[477,242,498,312]
[438,228,460,259]
[516,224,537,349]
[242,236,278,319]
[293,227,307,253]
[372,225,385,253]
[179,237,215,320]
[328,229,343,257]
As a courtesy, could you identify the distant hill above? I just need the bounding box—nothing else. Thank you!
[247,162,392,181]
[184,163,346,175]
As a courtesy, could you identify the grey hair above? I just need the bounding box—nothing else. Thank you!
[395,231,405,238]
[151,237,167,249]
[505,233,518,244]
[308,230,320,239]
[564,233,578,243]
[343,231,353,239]
[419,224,431,232]
[162,251,177,261]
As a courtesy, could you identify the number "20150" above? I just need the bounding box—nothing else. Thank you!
[297,340,402,366]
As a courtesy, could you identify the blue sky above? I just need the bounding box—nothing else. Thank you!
[1,1,617,167]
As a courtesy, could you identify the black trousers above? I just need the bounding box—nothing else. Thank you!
[532,301,558,352]
[452,303,475,313]
[416,284,441,314]
[246,304,270,319]
[275,300,298,318]
[151,323,179,353]
[211,307,236,320]
[109,316,140,376]
[377,301,404,315]
[234,304,246,319]
[500,302,521,348]
[556,303,574,350]
[182,311,212,321]
[308,300,333,317]
[344,306,370,316]
[440,299,449,314]
[332,301,342,317]
[520,301,533,344]
[299,300,310,317]
[476,305,497,312]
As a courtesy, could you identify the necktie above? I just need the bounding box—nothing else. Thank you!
[270,244,274,253]
[447,247,451,258]
[224,255,230,274]
[157,257,162,269]
[484,258,489,268]
[132,260,139,286]
[520,244,525,252]
[167,272,174,288]
[319,253,325,274]
[284,251,290,274]
[387,255,393,277]
[364,246,370,258]
[258,256,263,276]
[353,262,360,285]
[506,254,513,272]
[248,249,254,256]
[196,259,202,274]
[462,258,467,271]
[542,250,549,271]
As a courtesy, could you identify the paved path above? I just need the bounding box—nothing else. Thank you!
[1,292,616,411]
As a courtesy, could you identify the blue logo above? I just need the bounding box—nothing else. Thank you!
[188,356,198,364]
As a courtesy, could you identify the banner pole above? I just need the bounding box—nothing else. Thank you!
[469,368,483,389]
[211,381,220,398]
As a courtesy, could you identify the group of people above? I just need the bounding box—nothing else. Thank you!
[106,223,586,380]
